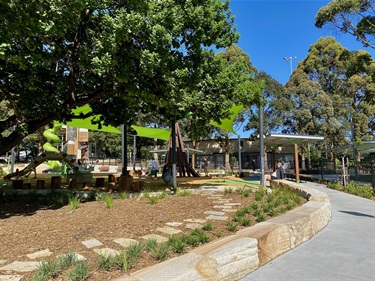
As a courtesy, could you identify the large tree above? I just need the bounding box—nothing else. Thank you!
[315,0,375,49]
[210,45,263,170]
[0,0,238,156]
[283,37,374,162]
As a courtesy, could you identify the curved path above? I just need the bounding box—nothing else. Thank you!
[241,181,375,281]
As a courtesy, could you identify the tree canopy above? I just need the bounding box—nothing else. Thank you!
[315,0,375,49]
[0,0,239,156]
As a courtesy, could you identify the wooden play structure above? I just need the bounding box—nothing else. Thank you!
[162,123,199,178]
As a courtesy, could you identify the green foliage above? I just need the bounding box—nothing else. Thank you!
[148,197,158,204]
[226,221,238,232]
[102,194,114,209]
[224,187,234,194]
[151,243,170,261]
[126,243,143,269]
[168,235,186,254]
[145,239,158,252]
[67,262,89,281]
[315,0,375,49]
[118,192,127,200]
[177,190,191,196]
[69,195,80,211]
[202,221,213,231]
[0,0,239,155]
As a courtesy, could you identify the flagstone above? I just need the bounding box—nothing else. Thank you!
[58,253,86,261]
[0,261,6,265]
[156,227,182,235]
[166,222,183,227]
[93,248,119,258]
[206,215,228,221]
[141,234,168,243]
[222,208,238,213]
[213,205,232,209]
[81,239,103,248]
[224,203,241,206]
[113,238,139,248]
[26,249,53,259]
[204,210,225,216]
[0,261,40,272]
[184,218,207,223]
[185,223,202,229]
[0,275,23,281]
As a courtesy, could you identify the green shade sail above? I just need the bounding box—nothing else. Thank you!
[209,104,244,134]
[57,104,243,139]
[131,125,170,141]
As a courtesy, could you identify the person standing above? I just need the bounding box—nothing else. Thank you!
[151,157,159,178]
[203,157,209,177]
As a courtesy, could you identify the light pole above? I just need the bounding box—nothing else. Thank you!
[284,56,297,75]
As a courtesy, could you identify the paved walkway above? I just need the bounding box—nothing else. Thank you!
[241,181,375,281]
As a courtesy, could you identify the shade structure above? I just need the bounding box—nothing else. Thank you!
[131,125,170,141]
[210,104,244,134]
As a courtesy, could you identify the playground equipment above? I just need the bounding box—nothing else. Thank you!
[4,125,88,182]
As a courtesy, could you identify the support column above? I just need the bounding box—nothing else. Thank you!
[294,144,300,183]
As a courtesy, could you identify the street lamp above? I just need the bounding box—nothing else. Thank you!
[284,56,297,75]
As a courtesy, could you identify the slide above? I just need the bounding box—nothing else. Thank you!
[4,125,85,180]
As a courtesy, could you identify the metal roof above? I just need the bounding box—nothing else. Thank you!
[322,141,375,155]
[250,133,325,153]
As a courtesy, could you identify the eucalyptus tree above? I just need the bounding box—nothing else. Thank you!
[284,37,374,163]
[0,0,238,156]
[315,0,375,49]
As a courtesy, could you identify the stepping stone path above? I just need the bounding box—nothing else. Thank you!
[0,188,242,279]
[81,238,103,248]
[26,249,53,259]
[113,238,139,248]
[93,248,119,258]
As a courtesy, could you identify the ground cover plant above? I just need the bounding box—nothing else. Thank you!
[0,178,306,280]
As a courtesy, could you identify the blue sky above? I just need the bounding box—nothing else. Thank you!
[228,0,375,85]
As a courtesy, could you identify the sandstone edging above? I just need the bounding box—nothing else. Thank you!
[115,180,331,281]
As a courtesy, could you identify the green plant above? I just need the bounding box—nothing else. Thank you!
[182,234,200,247]
[202,221,213,231]
[224,187,234,194]
[250,202,259,211]
[36,260,59,279]
[67,261,89,281]
[94,192,103,201]
[30,272,48,281]
[69,195,80,211]
[118,192,127,200]
[241,188,251,198]
[98,254,112,270]
[191,228,210,244]
[361,184,374,199]
[177,190,191,196]
[157,191,168,199]
[256,212,266,222]
[145,239,158,252]
[152,243,170,261]
[126,242,143,268]
[142,189,152,198]
[241,217,251,226]
[102,194,114,209]
[168,235,186,254]
[57,252,77,269]
[113,251,128,271]
[227,221,237,232]
[214,231,222,238]
[255,190,264,201]
[149,196,158,204]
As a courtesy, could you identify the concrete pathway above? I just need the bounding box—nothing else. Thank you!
[241,181,375,281]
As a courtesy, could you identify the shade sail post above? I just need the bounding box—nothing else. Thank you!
[122,125,128,176]
[294,144,300,183]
